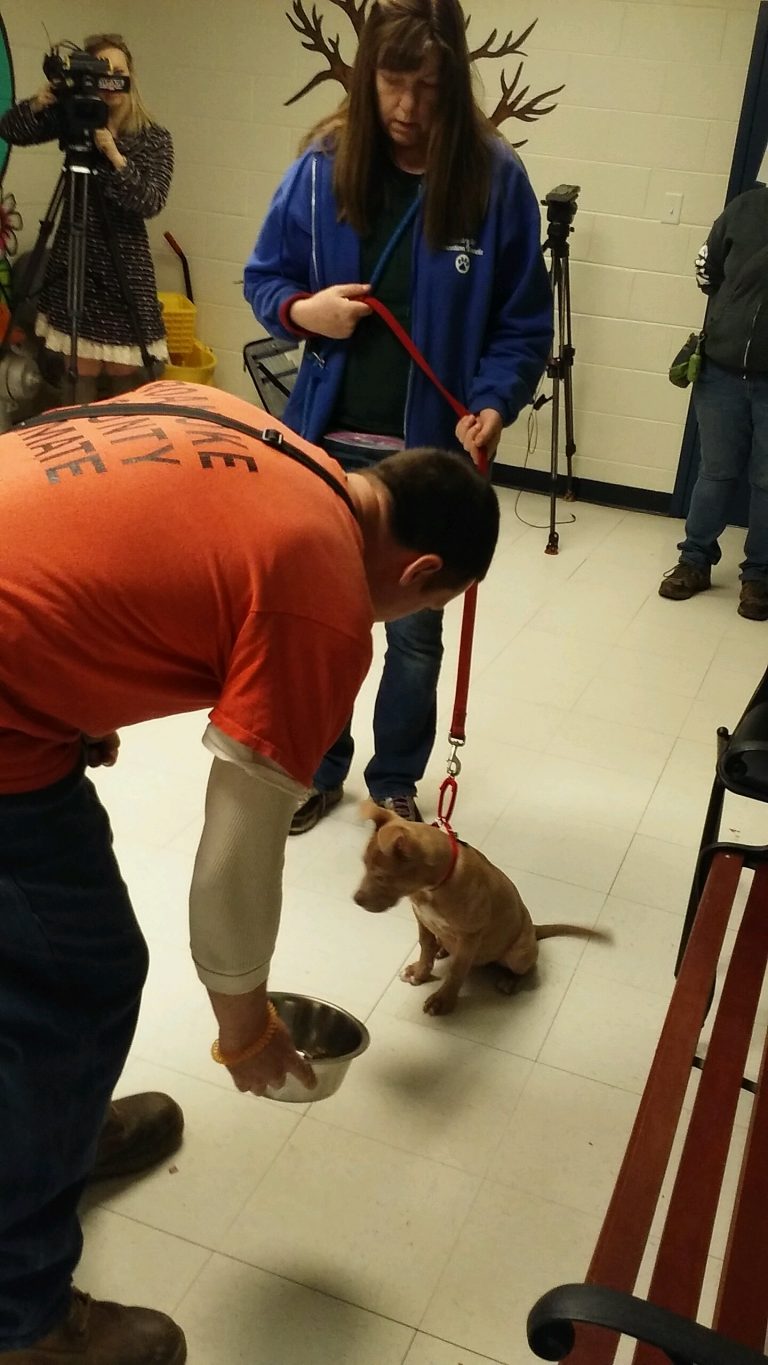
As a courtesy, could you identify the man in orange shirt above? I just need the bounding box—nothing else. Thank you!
[0,380,498,1364]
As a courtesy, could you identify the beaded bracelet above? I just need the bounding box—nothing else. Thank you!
[211,1001,279,1067]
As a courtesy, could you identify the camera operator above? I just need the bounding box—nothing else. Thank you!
[0,34,173,402]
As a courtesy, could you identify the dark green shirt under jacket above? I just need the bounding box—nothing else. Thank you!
[333,161,422,438]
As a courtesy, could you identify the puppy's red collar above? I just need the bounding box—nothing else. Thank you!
[428,823,460,889]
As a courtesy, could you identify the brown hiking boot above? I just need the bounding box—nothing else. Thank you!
[4,1289,186,1363]
[289,784,343,835]
[658,562,711,601]
[738,579,768,621]
[89,1094,184,1183]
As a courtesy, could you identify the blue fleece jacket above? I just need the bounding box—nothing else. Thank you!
[244,139,553,450]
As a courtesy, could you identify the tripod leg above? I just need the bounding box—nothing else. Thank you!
[546,253,563,555]
[560,254,578,501]
[91,176,156,382]
[65,164,90,397]
[0,172,66,360]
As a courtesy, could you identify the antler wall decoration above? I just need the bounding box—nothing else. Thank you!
[285,1,564,145]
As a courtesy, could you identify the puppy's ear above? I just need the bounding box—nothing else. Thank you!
[360,798,394,828]
[378,824,412,860]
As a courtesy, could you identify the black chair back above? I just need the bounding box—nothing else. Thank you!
[242,337,300,418]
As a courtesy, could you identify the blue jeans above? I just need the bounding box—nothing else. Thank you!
[315,607,444,799]
[316,436,444,800]
[0,762,148,1349]
[680,360,768,581]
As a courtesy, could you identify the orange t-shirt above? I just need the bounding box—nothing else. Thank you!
[0,380,373,792]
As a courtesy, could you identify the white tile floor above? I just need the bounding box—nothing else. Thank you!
[82,490,767,1364]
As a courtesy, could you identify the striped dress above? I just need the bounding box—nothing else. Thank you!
[0,99,173,365]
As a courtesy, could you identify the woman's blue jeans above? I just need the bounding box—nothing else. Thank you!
[316,438,444,800]
[0,762,148,1349]
[680,360,768,581]
[315,606,444,799]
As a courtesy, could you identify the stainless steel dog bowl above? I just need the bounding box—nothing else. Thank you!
[264,992,370,1103]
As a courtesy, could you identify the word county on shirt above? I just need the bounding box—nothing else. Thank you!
[15,381,262,487]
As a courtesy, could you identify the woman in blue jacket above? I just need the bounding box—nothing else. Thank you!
[245,0,552,832]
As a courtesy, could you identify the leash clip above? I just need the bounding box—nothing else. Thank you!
[446,737,464,779]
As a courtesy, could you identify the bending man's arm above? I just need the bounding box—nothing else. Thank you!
[190,724,315,1094]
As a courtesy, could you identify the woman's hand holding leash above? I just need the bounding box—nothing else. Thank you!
[290,284,372,339]
[456,408,502,465]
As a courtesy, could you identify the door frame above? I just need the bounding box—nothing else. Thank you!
[670,1,768,518]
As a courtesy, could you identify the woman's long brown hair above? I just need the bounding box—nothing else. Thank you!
[300,0,497,250]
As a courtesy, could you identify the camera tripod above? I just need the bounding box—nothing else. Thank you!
[0,133,156,400]
[541,211,578,555]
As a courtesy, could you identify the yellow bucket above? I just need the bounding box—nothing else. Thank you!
[158,291,197,360]
[163,339,216,386]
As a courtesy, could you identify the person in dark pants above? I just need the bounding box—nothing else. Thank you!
[245,0,552,832]
[0,379,499,1363]
[659,183,768,620]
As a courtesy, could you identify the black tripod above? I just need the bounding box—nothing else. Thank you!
[540,190,579,555]
[0,130,155,400]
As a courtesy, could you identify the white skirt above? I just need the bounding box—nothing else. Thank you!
[35,315,170,366]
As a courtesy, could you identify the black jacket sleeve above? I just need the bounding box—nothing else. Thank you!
[698,208,731,296]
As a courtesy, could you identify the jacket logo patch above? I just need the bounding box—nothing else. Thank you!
[447,237,483,276]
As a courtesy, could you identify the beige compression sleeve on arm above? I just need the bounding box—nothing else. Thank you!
[189,725,304,994]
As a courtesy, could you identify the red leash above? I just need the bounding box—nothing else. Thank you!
[363,297,489,834]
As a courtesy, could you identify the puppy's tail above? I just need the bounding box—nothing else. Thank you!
[534,923,612,943]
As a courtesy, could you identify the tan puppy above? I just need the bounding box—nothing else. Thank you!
[355,800,601,1015]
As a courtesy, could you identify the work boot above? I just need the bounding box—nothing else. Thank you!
[658,561,711,601]
[289,784,343,835]
[377,794,424,822]
[738,579,768,621]
[89,1094,184,1183]
[3,1288,186,1363]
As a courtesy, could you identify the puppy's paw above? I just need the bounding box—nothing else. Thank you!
[424,990,457,1015]
[492,966,518,995]
[401,961,433,986]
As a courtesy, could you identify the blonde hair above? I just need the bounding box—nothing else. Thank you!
[83,33,153,135]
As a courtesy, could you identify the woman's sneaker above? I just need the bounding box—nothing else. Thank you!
[658,562,711,600]
[377,794,423,822]
[289,785,344,835]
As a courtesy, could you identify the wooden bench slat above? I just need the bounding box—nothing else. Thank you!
[715,868,768,1349]
[631,861,768,1365]
[566,851,744,1365]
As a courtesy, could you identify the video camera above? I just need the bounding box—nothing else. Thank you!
[42,43,130,138]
